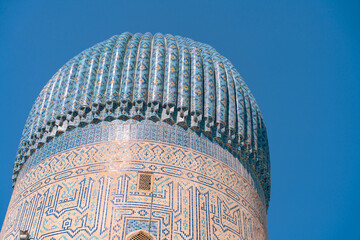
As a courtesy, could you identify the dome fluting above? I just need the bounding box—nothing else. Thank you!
[14,32,270,206]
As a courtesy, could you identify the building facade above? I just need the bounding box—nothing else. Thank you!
[1,32,270,240]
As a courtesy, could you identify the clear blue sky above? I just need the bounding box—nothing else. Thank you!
[0,0,359,239]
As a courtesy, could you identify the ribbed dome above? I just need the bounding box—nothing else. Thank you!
[14,32,270,203]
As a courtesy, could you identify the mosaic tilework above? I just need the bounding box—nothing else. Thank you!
[125,220,158,237]
[17,120,266,207]
[5,33,272,239]
[13,33,270,204]
[1,139,268,240]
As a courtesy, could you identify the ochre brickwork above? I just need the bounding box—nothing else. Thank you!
[1,140,267,239]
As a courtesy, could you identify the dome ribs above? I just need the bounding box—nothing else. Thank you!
[175,36,190,128]
[105,33,132,121]
[132,32,152,120]
[147,33,165,122]
[91,35,118,123]
[68,48,93,128]
[52,65,72,135]
[45,70,65,140]
[27,82,49,154]
[38,73,60,146]
[227,61,246,155]
[58,58,79,133]
[161,34,178,124]
[188,39,203,132]
[13,33,271,207]
[106,34,131,103]
[209,47,228,143]
[78,41,104,126]
[200,45,215,137]
[119,33,142,120]
[224,60,237,149]
[244,91,253,160]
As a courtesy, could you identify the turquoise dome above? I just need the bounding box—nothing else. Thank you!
[14,32,270,204]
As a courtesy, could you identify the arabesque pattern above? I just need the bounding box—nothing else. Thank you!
[2,139,268,240]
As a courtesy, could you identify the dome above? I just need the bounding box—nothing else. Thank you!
[13,32,270,205]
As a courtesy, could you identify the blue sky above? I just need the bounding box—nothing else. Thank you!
[0,0,359,239]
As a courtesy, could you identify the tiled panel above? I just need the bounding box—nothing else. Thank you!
[125,220,158,237]
[18,121,265,205]
[1,140,268,240]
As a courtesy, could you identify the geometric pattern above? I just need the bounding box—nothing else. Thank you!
[1,139,268,239]
[18,120,266,207]
[125,220,158,237]
[3,33,271,240]
[14,33,270,204]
